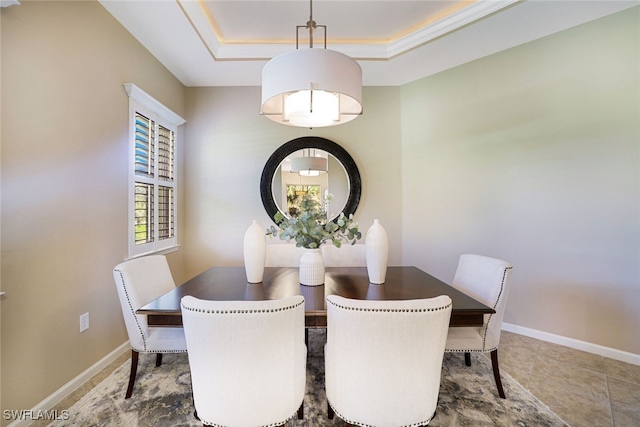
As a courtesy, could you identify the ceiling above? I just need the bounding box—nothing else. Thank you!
[99,0,638,87]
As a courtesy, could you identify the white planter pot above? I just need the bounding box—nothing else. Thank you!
[299,248,325,286]
[243,220,266,283]
[365,219,389,284]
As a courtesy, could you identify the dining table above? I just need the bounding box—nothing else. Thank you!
[137,266,494,328]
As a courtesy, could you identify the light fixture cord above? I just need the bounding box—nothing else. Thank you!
[307,0,316,48]
[296,0,326,50]
[308,0,315,114]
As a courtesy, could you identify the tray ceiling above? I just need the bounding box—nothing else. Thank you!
[98,0,639,86]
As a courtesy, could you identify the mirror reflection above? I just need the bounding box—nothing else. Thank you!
[260,136,361,223]
[273,149,349,220]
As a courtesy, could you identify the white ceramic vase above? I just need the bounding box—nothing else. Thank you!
[299,248,325,286]
[243,220,266,283]
[365,219,389,284]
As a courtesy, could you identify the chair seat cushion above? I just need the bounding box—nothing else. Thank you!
[137,327,187,353]
[445,326,484,352]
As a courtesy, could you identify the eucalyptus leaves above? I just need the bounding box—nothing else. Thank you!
[266,194,361,249]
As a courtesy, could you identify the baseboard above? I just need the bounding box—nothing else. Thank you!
[502,322,640,366]
[7,342,129,427]
[6,327,638,427]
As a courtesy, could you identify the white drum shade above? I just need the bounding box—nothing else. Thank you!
[261,49,362,127]
[290,156,328,176]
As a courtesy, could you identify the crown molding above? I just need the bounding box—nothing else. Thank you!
[386,0,520,58]
[0,0,20,8]
[123,83,186,126]
[180,0,519,61]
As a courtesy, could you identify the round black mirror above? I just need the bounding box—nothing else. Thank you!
[260,137,361,222]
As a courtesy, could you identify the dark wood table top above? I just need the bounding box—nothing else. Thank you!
[138,266,494,327]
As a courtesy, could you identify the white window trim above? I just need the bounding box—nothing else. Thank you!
[124,83,185,259]
[124,84,185,126]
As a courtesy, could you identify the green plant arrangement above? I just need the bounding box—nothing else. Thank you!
[266,193,361,249]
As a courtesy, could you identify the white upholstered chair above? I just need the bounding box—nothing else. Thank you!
[444,254,513,398]
[321,244,366,267]
[113,255,187,399]
[264,244,306,267]
[181,295,307,427]
[325,295,452,427]
[266,243,367,268]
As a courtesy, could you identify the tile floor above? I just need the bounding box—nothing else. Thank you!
[498,331,640,427]
[33,332,640,427]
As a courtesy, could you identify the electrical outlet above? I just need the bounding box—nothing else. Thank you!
[80,312,90,332]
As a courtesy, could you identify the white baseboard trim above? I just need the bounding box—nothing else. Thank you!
[7,342,129,427]
[502,322,640,366]
[6,326,639,426]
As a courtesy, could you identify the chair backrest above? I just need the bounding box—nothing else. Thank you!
[181,295,307,426]
[452,254,513,351]
[264,244,306,267]
[325,295,452,426]
[265,243,367,267]
[321,244,366,267]
[113,255,176,351]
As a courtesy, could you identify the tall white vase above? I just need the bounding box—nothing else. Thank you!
[365,219,389,284]
[243,220,266,283]
[299,248,325,286]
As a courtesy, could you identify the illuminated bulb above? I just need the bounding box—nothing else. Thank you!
[284,90,339,127]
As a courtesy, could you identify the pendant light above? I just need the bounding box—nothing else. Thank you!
[290,149,328,177]
[261,0,362,128]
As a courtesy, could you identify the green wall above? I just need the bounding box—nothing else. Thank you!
[401,6,639,354]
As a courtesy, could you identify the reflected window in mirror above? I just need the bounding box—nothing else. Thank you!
[274,150,349,220]
[286,185,320,217]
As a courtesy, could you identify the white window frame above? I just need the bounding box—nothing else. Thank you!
[124,83,185,259]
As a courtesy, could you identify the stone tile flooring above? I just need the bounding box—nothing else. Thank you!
[499,331,640,427]
[33,332,640,427]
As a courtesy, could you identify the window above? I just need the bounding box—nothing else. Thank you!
[286,184,321,217]
[124,84,185,258]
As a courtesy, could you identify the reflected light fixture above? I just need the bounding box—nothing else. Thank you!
[290,149,328,177]
[261,0,362,128]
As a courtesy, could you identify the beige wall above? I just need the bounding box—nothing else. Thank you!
[1,0,186,420]
[401,7,640,354]
[182,86,403,278]
[1,0,638,420]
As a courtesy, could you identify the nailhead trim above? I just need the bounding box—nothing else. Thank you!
[481,266,512,351]
[181,299,305,314]
[114,269,149,351]
[200,409,298,427]
[327,298,452,313]
[447,265,512,354]
[328,401,434,427]
[132,348,186,354]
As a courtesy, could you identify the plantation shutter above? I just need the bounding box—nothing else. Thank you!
[134,113,154,177]
[126,83,184,258]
